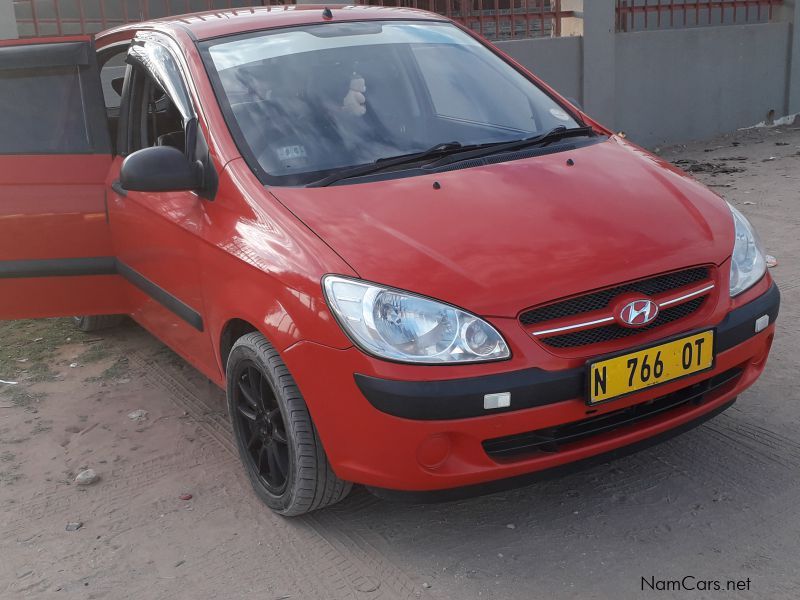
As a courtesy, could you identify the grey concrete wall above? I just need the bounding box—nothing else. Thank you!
[781,0,800,113]
[580,0,616,124]
[614,23,792,147]
[0,0,18,40]
[495,36,583,103]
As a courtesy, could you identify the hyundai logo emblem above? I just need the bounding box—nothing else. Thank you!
[618,299,659,327]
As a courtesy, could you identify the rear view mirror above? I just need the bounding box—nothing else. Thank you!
[120,146,200,192]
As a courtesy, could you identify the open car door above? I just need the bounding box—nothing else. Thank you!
[0,36,128,319]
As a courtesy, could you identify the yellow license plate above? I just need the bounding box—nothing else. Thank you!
[588,330,715,405]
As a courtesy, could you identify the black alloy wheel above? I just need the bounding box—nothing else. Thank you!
[226,332,352,515]
[231,361,290,495]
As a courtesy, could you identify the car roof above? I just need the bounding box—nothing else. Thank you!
[102,5,447,42]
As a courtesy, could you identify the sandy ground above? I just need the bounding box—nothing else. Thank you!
[1,124,799,600]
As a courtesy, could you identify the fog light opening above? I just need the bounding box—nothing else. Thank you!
[417,434,452,470]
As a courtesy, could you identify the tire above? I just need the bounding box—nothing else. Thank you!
[72,315,125,332]
[226,332,352,516]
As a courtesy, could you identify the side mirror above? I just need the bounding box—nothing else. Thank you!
[120,146,200,192]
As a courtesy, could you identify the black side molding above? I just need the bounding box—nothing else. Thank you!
[115,260,204,332]
[0,256,203,332]
[367,398,736,504]
[0,256,116,279]
[356,282,779,421]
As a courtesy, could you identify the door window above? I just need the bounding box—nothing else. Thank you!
[123,33,196,157]
[0,67,89,153]
[140,76,188,154]
[100,49,128,110]
[0,41,110,154]
[99,45,131,155]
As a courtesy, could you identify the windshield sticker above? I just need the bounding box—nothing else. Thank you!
[275,145,308,169]
[550,108,570,121]
[276,145,308,161]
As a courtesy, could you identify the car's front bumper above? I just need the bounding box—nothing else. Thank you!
[282,282,779,495]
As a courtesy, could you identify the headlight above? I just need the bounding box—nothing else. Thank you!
[728,203,767,297]
[322,275,510,364]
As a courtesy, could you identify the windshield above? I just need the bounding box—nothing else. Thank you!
[201,20,581,186]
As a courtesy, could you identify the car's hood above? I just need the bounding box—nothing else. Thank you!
[271,137,733,317]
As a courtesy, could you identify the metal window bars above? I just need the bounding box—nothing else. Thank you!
[13,0,290,37]
[616,0,783,32]
[352,0,575,40]
[13,0,576,40]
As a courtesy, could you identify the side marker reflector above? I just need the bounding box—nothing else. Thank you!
[484,392,511,410]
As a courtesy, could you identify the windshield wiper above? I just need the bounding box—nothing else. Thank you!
[306,126,596,187]
[307,141,476,187]
[422,126,597,170]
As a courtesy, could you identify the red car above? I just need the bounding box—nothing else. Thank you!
[0,6,779,515]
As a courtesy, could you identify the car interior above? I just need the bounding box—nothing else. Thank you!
[99,45,186,157]
[214,41,547,184]
[142,78,186,154]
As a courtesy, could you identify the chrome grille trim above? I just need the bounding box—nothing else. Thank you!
[520,267,718,350]
[658,284,716,307]
[519,266,711,327]
[532,316,615,336]
[529,283,716,337]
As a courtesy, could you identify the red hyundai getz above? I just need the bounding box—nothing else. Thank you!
[0,6,778,515]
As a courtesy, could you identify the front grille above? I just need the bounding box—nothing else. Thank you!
[519,267,709,326]
[542,297,706,348]
[482,367,742,461]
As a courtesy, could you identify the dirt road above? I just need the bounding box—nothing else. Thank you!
[2,124,799,600]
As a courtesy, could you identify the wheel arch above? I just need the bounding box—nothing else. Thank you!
[219,317,260,372]
[208,283,352,379]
